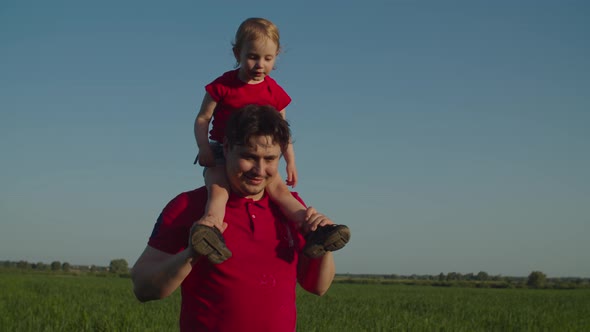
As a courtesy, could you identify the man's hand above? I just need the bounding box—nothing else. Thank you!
[193,215,228,234]
[301,207,334,233]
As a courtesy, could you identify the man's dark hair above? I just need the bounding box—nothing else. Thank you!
[224,105,291,151]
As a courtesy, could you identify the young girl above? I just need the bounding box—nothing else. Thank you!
[192,17,350,264]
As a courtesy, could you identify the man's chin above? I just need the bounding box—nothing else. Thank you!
[237,184,265,197]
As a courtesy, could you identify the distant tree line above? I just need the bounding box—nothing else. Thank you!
[1,259,130,277]
[3,260,588,289]
[336,270,590,290]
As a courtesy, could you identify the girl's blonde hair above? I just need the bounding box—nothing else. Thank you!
[232,18,281,65]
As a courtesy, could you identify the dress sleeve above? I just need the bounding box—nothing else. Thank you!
[205,78,225,102]
[268,78,292,111]
[205,70,237,102]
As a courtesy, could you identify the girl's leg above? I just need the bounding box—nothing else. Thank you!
[197,166,230,230]
[266,174,307,228]
[267,174,351,258]
[191,166,232,264]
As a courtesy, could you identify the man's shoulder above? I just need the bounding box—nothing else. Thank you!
[181,186,208,201]
[165,187,208,211]
[149,187,207,246]
[265,191,306,208]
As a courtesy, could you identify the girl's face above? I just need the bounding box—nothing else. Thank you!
[235,38,278,84]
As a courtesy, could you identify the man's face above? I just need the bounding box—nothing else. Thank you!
[224,135,281,200]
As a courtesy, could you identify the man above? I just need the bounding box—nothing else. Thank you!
[131,105,348,331]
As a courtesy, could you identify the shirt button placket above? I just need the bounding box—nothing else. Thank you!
[246,203,256,234]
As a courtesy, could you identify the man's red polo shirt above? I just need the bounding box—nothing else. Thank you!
[148,187,305,331]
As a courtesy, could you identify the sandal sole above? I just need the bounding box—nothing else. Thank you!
[191,225,232,264]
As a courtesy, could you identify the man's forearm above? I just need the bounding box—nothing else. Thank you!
[131,247,197,302]
[297,252,336,296]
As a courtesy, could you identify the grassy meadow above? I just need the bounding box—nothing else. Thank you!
[1,271,589,331]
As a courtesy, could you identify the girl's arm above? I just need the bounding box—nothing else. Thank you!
[194,93,218,166]
[279,109,298,187]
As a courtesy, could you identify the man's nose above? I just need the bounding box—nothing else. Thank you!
[251,160,264,175]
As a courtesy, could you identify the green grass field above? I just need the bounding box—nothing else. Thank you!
[1,271,589,331]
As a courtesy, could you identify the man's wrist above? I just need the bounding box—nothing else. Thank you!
[183,247,200,266]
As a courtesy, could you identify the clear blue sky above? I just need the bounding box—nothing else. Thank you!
[1,0,589,278]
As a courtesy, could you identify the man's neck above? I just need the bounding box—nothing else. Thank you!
[230,189,266,201]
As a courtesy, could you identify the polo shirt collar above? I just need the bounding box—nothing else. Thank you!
[226,191,270,208]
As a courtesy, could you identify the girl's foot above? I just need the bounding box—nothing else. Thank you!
[303,224,351,258]
[190,224,232,264]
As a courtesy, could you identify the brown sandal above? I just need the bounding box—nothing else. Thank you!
[303,224,351,258]
[190,224,232,264]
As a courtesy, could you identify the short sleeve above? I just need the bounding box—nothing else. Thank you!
[148,192,200,254]
[267,78,291,111]
[205,78,225,102]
